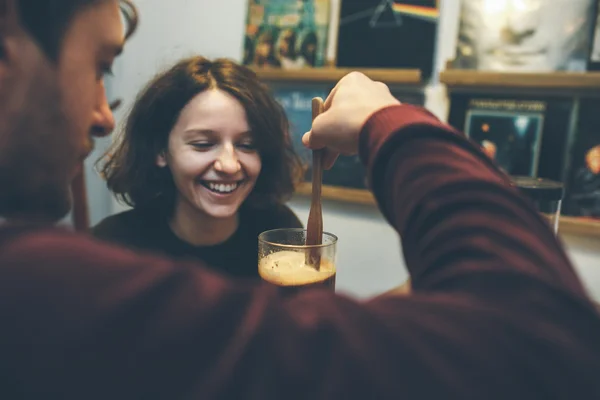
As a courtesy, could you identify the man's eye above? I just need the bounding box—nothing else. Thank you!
[97,64,114,81]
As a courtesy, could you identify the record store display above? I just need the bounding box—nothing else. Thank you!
[246,0,600,233]
[453,0,596,72]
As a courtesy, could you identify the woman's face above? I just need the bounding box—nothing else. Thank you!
[157,89,262,219]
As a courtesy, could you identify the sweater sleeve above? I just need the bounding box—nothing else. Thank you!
[359,104,588,295]
[1,106,600,399]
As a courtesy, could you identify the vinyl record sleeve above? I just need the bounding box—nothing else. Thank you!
[335,0,439,77]
[464,99,546,177]
[448,93,574,182]
[244,0,331,69]
[454,0,595,72]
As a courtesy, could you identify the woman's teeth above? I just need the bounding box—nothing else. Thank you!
[203,182,240,194]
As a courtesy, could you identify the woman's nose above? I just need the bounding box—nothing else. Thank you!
[214,143,241,174]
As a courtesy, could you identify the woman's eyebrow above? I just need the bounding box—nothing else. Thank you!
[183,128,215,136]
[182,129,254,139]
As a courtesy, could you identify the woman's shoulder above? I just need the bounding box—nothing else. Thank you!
[91,208,155,241]
[242,202,303,231]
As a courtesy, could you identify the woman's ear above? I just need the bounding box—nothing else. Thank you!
[156,151,167,167]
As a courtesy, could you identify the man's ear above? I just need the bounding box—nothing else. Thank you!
[156,151,168,167]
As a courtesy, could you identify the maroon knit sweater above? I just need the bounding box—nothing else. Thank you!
[1,105,599,399]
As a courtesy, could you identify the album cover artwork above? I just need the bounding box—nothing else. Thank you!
[244,0,331,69]
[273,86,424,190]
[336,0,439,78]
[454,0,595,72]
[563,99,600,219]
[272,86,328,168]
[448,94,575,181]
[464,99,546,177]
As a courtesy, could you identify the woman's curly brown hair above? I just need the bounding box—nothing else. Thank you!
[97,56,304,214]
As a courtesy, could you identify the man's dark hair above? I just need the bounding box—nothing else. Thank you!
[16,0,138,61]
[98,56,305,213]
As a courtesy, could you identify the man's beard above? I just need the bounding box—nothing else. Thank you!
[0,171,72,223]
[0,61,76,223]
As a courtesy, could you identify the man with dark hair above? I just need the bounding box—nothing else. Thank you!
[15,0,137,60]
[0,0,135,222]
[1,1,599,399]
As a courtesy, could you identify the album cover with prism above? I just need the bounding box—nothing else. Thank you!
[335,0,439,78]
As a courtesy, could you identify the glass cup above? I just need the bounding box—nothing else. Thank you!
[258,228,338,295]
[511,176,565,234]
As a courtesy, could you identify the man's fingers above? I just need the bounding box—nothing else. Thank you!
[323,83,339,111]
[301,131,311,147]
[301,131,338,169]
[322,150,339,170]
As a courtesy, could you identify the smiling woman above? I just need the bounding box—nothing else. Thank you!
[92,56,304,279]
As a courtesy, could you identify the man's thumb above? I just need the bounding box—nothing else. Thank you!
[302,113,330,150]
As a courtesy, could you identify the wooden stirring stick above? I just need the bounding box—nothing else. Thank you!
[305,97,325,270]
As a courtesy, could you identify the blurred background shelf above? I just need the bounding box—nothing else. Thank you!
[559,216,600,238]
[296,183,375,205]
[440,70,600,95]
[252,67,422,85]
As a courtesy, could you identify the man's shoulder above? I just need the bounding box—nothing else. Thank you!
[0,224,142,267]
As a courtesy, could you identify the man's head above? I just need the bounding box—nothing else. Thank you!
[0,0,137,222]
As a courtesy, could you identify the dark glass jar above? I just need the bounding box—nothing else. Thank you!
[511,176,564,234]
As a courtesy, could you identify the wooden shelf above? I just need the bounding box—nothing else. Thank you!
[295,183,375,205]
[295,183,600,237]
[440,70,600,94]
[252,67,422,85]
[558,216,600,238]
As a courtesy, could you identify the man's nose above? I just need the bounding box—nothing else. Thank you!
[91,82,116,138]
[214,143,241,174]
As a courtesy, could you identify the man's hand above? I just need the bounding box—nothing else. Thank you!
[302,72,400,169]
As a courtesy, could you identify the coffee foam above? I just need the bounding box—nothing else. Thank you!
[259,250,335,286]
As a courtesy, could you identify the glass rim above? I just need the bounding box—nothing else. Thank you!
[258,228,338,249]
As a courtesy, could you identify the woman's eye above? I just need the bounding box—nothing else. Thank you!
[237,142,256,151]
[191,142,214,150]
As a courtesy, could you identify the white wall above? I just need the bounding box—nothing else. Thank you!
[98,0,600,300]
